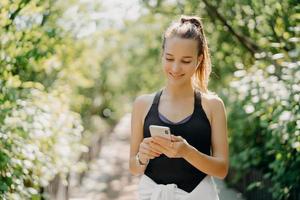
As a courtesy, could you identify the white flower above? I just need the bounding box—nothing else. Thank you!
[23,160,33,169]
[244,104,255,114]
[6,172,12,177]
[0,132,8,140]
[24,107,35,115]
[292,84,300,92]
[251,96,259,103]
[262,93,269,100]
[28,188,38,195]
[279,111,292,121]
[272,53,284,60]
[294,94,300,102]
[234,70,247,77]
[239,84,249,94]
[32,129,45,138]
[282,133,289,141]
[270,123,279,129]
[292,141,300,149]
[16,99,27,107]
[229,81,240,88]
[266,65,275,74]
[32,121,43,130]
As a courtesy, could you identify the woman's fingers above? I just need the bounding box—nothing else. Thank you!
[140,147,160,157]
[153,136,172,147]
[140,149,160,159]
[170,134,182,142]
[140,143,161,157]
[150,140,169,153]
[143,137,154,143]
[140,152,155,159]
[141,141,161,154]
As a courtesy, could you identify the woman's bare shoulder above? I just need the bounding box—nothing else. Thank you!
[201,92,221,101]
[202,92,225,116]
[133,92,156,119]
[133,92,155,106]
[202,92,224,106]
[200,92,224,123]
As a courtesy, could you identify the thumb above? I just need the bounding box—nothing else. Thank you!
[171,134,181,142]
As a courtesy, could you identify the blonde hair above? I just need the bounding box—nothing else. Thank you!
[162,15,215,95]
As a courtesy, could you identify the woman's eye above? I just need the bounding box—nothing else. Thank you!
[165,58,191,64]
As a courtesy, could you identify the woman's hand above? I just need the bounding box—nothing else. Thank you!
[138,137,162,164]
[150,135,190,158]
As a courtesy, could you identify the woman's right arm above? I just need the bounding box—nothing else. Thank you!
[129,95,161,175]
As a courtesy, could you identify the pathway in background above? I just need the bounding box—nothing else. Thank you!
[69,113,245,200]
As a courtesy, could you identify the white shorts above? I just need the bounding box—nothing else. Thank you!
[138,174,220,200]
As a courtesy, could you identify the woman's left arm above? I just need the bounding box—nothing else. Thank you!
[183,97,229,179]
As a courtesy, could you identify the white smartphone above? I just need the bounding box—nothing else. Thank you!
[149,125,171,140]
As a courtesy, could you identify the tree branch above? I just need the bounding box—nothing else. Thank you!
[202,0,261,55]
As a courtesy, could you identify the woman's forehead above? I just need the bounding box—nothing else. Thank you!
[164,37,198,56]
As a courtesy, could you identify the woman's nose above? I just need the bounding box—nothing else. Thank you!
[171,62,181,72]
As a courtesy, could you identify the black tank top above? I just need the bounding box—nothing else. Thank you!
[143,88,212,193]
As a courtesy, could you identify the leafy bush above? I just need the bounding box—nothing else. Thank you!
[0,88,86,199]
[226,39,299,199]
[0,0,113,199]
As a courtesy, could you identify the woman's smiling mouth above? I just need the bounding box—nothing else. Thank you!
[170,73,185,79]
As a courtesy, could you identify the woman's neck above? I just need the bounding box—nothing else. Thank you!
[163,83,194,100]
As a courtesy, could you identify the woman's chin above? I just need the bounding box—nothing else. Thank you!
[167,77,188,85]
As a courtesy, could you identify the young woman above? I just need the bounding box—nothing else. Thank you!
[129,15,229,200]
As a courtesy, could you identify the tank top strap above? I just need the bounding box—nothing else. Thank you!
[152,89,163,105]
[194,89,202,106]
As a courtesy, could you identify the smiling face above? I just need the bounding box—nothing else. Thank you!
[162,37,202,86]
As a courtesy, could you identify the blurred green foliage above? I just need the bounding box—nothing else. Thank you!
[0,0,113,198]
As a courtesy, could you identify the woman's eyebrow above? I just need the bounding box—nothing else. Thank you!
[166,53,192,58]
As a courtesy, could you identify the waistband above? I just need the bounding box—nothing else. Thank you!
[137,174,219,200]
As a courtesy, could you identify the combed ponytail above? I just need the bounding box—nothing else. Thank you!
[192,37,212,94]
